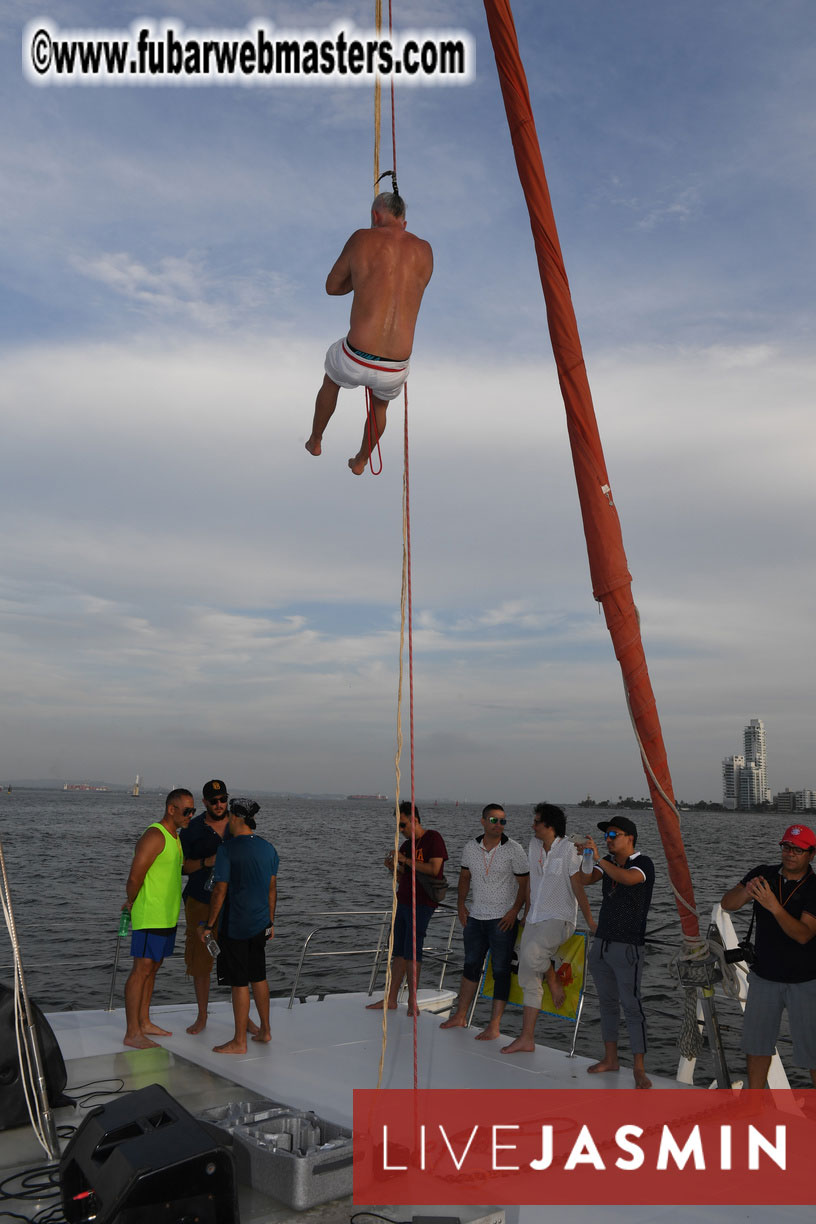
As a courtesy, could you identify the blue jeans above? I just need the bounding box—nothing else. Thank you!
[462,916,517,1001]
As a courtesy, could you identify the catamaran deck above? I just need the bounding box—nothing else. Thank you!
[51,992,690,1119]
[1,993,810,1223]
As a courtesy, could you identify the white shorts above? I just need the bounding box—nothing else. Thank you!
[324,336,410,402]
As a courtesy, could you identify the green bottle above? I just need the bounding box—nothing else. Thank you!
[118,910,131,937]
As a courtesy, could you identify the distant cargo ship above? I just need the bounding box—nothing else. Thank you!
[346,793,388,801]
[63,783,110,791]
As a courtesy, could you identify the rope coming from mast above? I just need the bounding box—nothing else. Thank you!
[372,0,420,1091]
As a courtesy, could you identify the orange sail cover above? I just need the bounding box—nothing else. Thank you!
[483,0,699,941]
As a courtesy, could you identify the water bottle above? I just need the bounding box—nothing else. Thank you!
[582,846,595,874]
[118,910,131,937]
[204,931,220,957]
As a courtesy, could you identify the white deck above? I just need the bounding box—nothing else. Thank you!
[27,994,810,1224]
[50,992,688,1125]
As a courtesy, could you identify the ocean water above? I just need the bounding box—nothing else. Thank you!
[0,789,807,1085]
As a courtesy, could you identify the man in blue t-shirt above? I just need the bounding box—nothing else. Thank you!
[202,797,278,1055]
[580,816,655,1089]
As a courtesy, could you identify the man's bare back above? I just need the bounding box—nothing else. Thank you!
[306,193,432,475]
[329,222,432,359]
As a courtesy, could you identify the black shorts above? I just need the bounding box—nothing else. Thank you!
[216,930,267,988]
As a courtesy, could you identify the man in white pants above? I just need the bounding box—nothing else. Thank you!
[502,803,594,1055]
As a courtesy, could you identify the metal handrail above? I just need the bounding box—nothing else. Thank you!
[287,905,460,1007]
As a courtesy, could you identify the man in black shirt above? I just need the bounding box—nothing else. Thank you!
[721,822,816,1088]
[179,778,230,1034]
[580,816,655,1089]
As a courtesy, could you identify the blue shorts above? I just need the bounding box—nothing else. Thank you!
[393,902,433,961]
[130,927,177,963]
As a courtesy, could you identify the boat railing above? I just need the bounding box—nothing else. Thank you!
[287,904,460,1008]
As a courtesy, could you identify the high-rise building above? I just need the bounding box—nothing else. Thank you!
[743,717,771,805]
[722,754,744,810]
[722,718,771,809]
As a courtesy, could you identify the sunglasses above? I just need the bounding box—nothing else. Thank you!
[182,807,195,817]
[208,797,229,806]
[486,816,507,825]
[604,830,620,840]
[399,821,409,829]
[780,842,808,855]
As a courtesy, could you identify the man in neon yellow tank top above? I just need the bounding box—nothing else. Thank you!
[122,788,193,1049]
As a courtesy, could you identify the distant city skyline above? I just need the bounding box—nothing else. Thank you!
[722,716,814,813]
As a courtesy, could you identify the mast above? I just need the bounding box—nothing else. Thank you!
[483,0,699,943]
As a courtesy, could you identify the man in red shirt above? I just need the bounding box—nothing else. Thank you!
[367,801,447,1016]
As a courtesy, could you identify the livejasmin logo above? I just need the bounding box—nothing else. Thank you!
[353,1089,816,1206]
[380,1119,785,1172]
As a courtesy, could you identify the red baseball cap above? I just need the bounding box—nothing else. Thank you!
[780,824,816,850]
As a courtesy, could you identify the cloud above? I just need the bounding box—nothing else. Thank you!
[0,331,814,798]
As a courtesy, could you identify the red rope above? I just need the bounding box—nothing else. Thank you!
[402,383,418,1092]
[364,388,384,476]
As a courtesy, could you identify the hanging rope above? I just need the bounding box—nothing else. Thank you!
[364,388,384,476]
[364,0,400,478]
[403,385,419,1093]
[373,0,420,1091]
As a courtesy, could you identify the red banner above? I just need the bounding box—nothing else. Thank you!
[353,1089,816,1205]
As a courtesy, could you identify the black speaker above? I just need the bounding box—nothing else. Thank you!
[59,1083,238,1224]
[0,981,72,1131]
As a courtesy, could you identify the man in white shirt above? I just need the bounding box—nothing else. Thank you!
[440,804,529,1040]
[502,803,595,1055]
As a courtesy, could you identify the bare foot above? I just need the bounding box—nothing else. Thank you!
[634,1070,652,1089]
[406,1006,419,1017]
[123,1034,159,1049]
[440,1014,467,1029]
[251,1029,272,1044]
[305,436,322,456]
[141,1022,172,1036]
[366,999,397,1010]
[501,1037,536,1054]
[546,980,566,1009]
[213,1039,247,1055]
[587,1058,620,1075]
[186,1016,207,1035]
[247,1018,260,1036]
[348,455,367,475]
[475,1027,500,1041]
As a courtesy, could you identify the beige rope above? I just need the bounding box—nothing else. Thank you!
[372,0,403,1090]
[375,430,409,1088]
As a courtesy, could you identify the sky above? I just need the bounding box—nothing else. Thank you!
[2,1,815,804]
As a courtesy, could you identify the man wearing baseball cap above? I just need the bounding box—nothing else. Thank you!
[202,797,278,1055]
[721,823,816,1088]
[179,779,230,1034]
[580,816,655,1089]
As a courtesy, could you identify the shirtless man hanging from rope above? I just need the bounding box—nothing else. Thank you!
[305,190,433,475]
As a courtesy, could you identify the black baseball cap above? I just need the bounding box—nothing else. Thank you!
[229,797,260,829]
[203,779,228,802]
[597,816,638,843]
